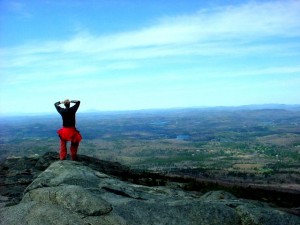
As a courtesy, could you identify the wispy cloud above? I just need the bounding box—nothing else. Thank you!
[63,1,300,51]
[2,1,300,67]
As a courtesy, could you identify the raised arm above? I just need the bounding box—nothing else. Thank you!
[70,100,80,111]
[54,101,63,112]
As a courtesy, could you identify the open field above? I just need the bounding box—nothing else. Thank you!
[1,105,300,190]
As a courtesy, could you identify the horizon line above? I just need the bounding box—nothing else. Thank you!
[1,103,300,117]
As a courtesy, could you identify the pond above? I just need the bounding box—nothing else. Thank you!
[176,134,191,140]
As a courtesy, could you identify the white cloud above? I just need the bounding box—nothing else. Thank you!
[56,1,300,57]
[2,0,299,65]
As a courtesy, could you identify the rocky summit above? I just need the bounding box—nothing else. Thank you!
[0,153,299,225]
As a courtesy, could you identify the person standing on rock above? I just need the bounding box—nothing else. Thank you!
[54,99,82,160]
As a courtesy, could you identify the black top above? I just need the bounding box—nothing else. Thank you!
[54,101,80,127]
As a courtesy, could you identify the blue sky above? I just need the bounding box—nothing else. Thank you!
[1,0,300,114]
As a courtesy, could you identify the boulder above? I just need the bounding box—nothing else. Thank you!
[0,201,83,225]
[114,200,241,225]
[24,161,101,192]
[23,185,112,216]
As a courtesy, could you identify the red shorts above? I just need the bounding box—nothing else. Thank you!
[57,127,82,143]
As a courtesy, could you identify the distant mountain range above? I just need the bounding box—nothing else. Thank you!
[208,104,300,111]
[82,104,300,114]
[1,104,299,118]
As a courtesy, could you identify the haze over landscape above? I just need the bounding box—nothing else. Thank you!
[1,0,300,114]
